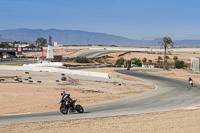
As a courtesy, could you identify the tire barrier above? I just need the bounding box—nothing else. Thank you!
[37,81,42,83]
[0,79,5,82]
[28,77,32,79]
[61,77,67,81]
[14,76,19,82]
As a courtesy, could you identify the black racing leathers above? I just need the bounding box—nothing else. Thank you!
[60,94,75,109]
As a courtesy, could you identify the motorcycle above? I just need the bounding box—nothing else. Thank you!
[59,99,84,114]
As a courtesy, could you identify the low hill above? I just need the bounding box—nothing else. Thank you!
[0,28,200,47]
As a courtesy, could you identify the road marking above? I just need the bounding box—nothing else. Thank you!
[174,106,200,111]
[4,112,31,116]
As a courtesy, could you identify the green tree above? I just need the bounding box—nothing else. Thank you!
[160,36,174,70]
[0,42,11,47]
[173,56,178,62]
[175,60,185,69]
[157,56,163,63]
[126,60,132,67]
[165,56,170,62]
[35,37,47,47]
[115,58,125,65]
[132,58,142,66]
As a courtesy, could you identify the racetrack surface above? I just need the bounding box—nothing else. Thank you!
[1,69,200,124]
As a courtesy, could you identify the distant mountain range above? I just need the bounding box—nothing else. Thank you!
[0,28,200,47]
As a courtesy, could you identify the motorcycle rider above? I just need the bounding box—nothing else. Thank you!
[188,77,193,87]
[59,91,75,110]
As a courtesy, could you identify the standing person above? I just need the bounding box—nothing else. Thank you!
[188,77,193,87]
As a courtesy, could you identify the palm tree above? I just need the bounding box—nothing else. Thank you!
[160,36,174,70]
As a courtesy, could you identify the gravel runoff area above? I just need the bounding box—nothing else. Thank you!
[1,67,200,133]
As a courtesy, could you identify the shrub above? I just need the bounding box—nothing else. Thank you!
[75,57,90,63]
[142,58,147,64]
[132,58,142,67]
[165,56,170,59]
[173,56,178,62]
[126,60,132,67]
[175,60,185,68]
[157,56,163,63]
[115,58,125,65]
[147,60,152,64]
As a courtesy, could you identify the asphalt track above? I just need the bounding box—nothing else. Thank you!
[1,69,200,124]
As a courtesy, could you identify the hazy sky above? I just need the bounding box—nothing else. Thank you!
[0,0,200,40]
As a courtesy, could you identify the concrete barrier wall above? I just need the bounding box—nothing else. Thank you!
[23,62,64,67]
[45,46,200,52]
[0,65,109,79]
[142,65,155,68]
[69,65,107,69]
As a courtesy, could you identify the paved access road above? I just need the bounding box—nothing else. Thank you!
[1,69,200,124]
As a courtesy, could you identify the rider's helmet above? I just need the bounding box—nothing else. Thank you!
[61,91,65,96]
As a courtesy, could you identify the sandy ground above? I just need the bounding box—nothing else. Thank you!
[81,67,139,81]
[19,48,78,57]
[1,67,200,132]
[101,50,200,65]
[144,69,200,84]
[0,69,153,116]
[2,48,200,132]
[1,109,200,133]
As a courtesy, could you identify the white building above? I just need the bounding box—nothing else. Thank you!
[15,44,30,47]
[54,41,63,47]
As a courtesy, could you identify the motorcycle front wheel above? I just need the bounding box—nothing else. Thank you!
[60,106,69,114]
